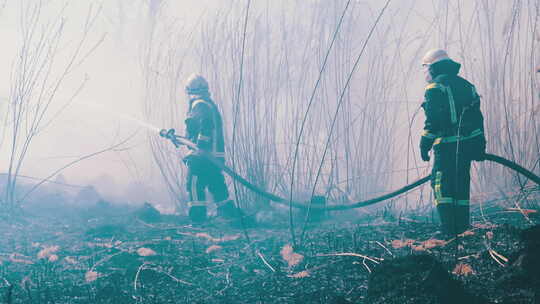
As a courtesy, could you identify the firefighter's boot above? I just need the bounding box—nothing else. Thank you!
[188,204,207,223]
[437,203,470,235]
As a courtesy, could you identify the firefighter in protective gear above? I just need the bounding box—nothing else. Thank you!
[419,49,486,235]
[183,74,239,222]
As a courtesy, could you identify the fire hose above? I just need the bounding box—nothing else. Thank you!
[160,129,540,211]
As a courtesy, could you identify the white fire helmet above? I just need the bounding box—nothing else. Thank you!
[185,74,209,95]
[421,49,451,66]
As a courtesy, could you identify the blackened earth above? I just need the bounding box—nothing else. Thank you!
[0,202,538,303]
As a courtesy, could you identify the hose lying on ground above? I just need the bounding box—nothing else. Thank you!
[172,135,540,211]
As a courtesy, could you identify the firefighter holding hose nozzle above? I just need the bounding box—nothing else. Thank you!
[182,74,240,223]
[419,49,487,235]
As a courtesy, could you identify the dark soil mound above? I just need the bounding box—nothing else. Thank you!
[517,225,540,281]
[366,254,489,304]
[499,224,540,302]
[134,202,162,223]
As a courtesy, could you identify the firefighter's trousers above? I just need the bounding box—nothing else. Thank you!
[431,141,473,235]
[185,155,229,208]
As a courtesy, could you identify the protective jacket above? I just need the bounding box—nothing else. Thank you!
[185,96,226,159]
[420,59,486,157]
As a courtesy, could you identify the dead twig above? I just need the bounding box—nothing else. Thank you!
[316,252,383,264]
[487,249,508,267]
[256,250,276,273]
[362,259,372,273]
[90,251,125,271]
[483,237,508,267]
[134,262,150,291]
[458,253,481,260]
[375,241,393,257]
[144,266,193,286]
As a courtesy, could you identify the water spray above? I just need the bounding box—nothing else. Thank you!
[73,100,162,133]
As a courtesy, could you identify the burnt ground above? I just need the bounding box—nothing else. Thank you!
[0,201,539,304]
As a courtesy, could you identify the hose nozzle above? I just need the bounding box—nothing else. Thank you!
[159,128,184,148]
[160,128,176,139]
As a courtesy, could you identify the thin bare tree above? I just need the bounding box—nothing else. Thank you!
[2,1,105,213]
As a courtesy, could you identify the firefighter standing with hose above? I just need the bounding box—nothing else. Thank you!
[182,74,240,223]
[419,49,487,235]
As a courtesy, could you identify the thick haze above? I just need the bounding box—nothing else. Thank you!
[1,1,536,211]
[0,1,217,207]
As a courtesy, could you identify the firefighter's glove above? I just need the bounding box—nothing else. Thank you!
[471,136,487,161]
[421,149,430,162]
[420,136,434,162]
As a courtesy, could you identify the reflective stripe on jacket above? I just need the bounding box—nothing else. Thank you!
[185,97,226,158]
